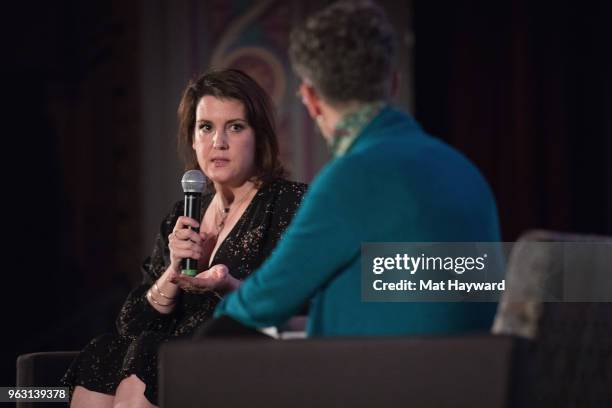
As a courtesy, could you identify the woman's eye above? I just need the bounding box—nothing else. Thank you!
[198,123,212,132]
[229,123,245,132]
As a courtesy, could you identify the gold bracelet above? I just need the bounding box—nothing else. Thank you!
[147,289,175,307]
[154,281,176,300]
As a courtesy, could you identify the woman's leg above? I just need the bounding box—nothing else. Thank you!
[113,374,156,408]
[70,386,114,408]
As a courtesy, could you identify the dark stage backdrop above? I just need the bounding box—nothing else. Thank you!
[1,0,611,389]
[413,0,612,240]
[1,0,141,387]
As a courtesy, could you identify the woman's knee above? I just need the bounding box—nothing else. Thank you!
[71,385,113,408]
[113,375,155,408]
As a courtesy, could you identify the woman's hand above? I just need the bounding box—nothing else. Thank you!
[170,264,241,295]
[147,215,204,313]
[168,216,208,273]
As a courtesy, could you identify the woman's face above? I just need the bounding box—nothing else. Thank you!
[192,96,256,187]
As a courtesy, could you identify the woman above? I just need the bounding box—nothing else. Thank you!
[62,69,307,407]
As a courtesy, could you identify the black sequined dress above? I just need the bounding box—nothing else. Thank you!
[61,178,306,404]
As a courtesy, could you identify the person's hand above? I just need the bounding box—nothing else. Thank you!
[168,216,209,273]
[169,264,241,295]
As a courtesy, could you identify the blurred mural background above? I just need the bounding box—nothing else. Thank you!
[1,0,610,388]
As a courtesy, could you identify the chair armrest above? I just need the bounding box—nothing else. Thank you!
[16,351,78,408]
[16,351,79,387]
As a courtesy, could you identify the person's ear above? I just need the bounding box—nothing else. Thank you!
[299,82,323,119]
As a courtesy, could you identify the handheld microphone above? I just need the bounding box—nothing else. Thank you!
[180,169,206,276]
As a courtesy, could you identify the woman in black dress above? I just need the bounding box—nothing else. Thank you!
[62,69,307,407]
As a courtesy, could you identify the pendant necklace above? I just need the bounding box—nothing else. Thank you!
[215,186,254,235]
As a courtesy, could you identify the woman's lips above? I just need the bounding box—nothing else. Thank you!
[212,158,230,167]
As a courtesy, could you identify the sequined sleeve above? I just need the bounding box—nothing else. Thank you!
[115,203,182,337]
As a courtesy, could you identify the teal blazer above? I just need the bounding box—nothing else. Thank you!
[215,106,501,336]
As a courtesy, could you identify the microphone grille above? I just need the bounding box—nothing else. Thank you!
[181,170,206,193]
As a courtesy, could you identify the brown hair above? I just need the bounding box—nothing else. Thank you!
[177,69,285,185]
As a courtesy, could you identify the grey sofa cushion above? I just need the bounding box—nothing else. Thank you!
[159,335,515,408]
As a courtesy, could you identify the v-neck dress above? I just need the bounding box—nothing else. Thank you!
[61,178,307,404]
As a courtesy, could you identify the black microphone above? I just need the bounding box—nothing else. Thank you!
[180,169,206,276]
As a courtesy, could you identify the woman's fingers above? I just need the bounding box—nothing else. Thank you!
[172,265,232,294]
[170,228,201,244]
[211,264,228,280]
[170,237,203,260]
[193,265,228,282]
[173,274,212,294]
[171,238,201,252]
[174,216,200,230]
[169,216,201,243]
[172,247,202,260]
[168,217,203,265]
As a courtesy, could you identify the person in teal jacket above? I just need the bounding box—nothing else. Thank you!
[213,0,502,336]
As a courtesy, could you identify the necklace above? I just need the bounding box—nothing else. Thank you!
[215,206,230,234]
[214,185,255,235]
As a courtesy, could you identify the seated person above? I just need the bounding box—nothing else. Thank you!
[209,1,501,337]
[62,69,306,407]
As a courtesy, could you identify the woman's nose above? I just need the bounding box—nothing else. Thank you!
[212,131,229,150]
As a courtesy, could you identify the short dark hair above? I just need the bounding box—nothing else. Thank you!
[289,0,396,105]
[177,69,285,184]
